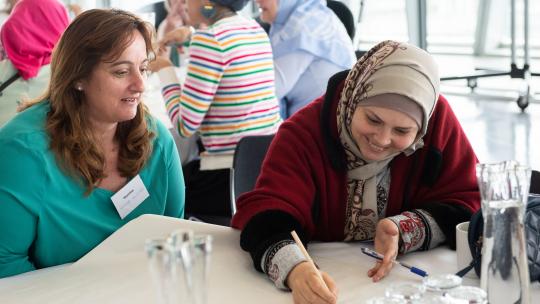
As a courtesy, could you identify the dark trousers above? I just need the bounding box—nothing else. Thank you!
[182,159,232,224]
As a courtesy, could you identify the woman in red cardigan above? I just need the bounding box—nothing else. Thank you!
[232,40,480,304]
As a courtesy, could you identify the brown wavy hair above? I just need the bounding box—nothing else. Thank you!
[22,9,156,194]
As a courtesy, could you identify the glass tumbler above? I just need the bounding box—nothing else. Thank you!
[384,283,425,301]
[145,238,178,304]
[445,286,487,304]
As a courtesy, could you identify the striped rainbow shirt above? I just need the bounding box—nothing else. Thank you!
[160,15,282,154]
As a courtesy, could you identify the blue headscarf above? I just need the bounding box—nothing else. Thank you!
[269,0,355,69]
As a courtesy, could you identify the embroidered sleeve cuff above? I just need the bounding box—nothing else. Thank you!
[416,209,446,249]
[157,66,179,86]
[388,211,426,254]
[261,240,307,290]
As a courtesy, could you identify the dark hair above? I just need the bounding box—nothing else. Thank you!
[23,9,156,194]
[210,0,249,12]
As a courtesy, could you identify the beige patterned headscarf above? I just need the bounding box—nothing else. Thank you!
[337,40,440,241]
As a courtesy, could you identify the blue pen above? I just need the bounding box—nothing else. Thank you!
[361,247,428,277]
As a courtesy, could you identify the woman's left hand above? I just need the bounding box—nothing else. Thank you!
[367,218,400,282]
[149,56,173,73]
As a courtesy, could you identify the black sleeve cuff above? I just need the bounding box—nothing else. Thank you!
[421,203,473,250]
[239,210,306,272]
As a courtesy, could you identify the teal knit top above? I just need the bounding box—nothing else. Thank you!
[0,102,185,278]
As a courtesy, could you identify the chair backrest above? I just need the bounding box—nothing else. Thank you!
[230,135,275,213]
[531,170,540,194]
[327,0,356,41]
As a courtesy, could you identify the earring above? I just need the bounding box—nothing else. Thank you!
[200,3,216,19]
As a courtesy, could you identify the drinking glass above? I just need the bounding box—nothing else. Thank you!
[168,229,195,303]
[145,238,177,304]
[365,296,406,303]
[167,230,213,304]
[423,274,462,293]
[187,234,213,304]
[445,286,487,304]
[384,283,425,301]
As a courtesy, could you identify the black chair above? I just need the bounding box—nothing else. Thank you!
[327,0,356,41]
[229,135,275,214]
[531,170,540,195]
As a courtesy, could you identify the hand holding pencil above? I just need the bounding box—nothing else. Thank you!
[288,231,338,304]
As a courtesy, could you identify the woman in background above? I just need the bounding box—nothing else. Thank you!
[158,0,190,39]
[152,0,281,223]
[256,0,356,118]
[0,9,185,278]
[232,41,480,303]
[0,0,69,126]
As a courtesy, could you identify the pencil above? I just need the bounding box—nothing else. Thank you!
[290,230,325,281]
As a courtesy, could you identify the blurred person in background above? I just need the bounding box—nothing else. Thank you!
[157,0,190,67]
[0,0,69,126]
[255,0,356,119]
[151,0,281,224]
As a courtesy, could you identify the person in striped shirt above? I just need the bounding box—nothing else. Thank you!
[152,0,281,224]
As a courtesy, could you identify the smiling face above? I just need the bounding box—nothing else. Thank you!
[81,30,148,127]
[350,104,419,161]
[255,0,278,23]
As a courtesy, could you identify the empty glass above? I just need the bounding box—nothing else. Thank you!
[384,283,425,301]
[145,238,178,304]
[168,229,195,303]
[423,274,462,293]
[445,286,487,304]
[166,230,213,304]
[365,296,406,303]
[188,234,213,304]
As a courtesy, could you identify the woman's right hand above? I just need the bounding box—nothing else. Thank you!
[286,261,338,304]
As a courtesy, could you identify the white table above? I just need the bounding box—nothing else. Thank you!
[1,214,538,303]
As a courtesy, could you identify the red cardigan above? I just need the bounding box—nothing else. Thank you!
[232,71,480,259]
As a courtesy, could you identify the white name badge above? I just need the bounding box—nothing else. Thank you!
[111,175,150,219]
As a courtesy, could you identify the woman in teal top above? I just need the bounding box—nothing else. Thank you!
[0,9,185,278]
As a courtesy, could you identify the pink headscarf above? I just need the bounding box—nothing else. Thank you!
[0,0,69,80]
